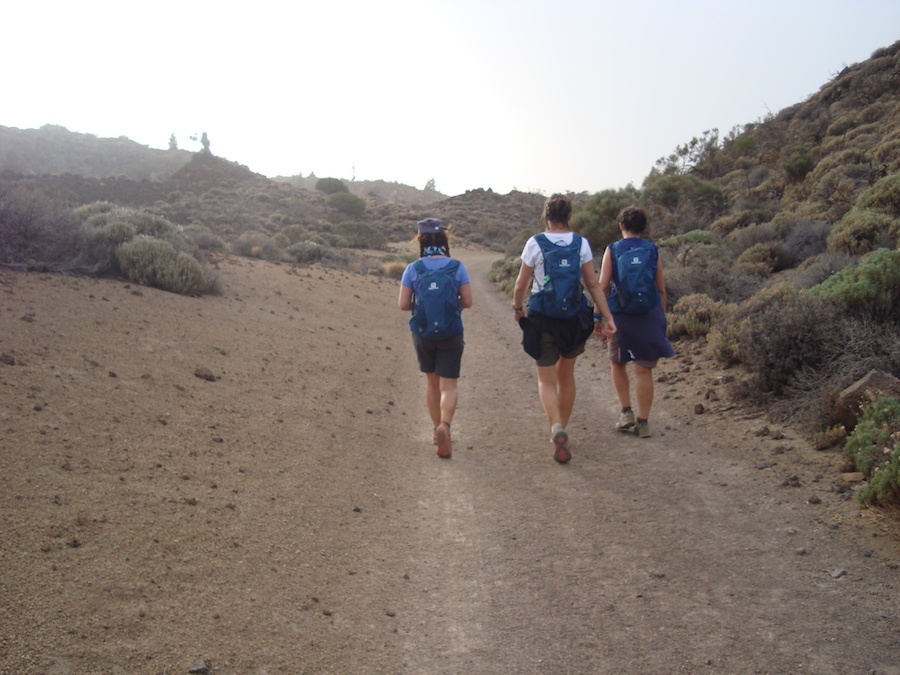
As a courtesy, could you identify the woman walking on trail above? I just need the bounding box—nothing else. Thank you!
[597,205,674,438]
[512,194,616,464]
[398,218,473,459]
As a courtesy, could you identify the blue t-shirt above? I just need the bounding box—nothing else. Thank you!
[401,256,471,288]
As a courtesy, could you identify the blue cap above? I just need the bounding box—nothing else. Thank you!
[416,218,445,234]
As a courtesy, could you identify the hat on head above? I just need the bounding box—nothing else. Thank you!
[416,218,445,234]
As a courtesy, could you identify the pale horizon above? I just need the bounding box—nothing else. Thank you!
[4,0,898,196]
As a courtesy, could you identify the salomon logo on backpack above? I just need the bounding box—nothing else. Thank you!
[527,233,586,319]
[610,240,659,314]
[410,259,463,339]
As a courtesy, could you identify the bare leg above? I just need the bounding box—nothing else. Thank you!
[537,364,562,428]
[425,372,442,429]
[556,357,577,428]
[438,377,459,427]
[634,364,654,420]
[610,360,632,410]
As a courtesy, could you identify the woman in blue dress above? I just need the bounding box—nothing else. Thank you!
[597,206,675,438]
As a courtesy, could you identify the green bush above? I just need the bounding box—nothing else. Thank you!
[327,192,367,218]
[278,224,309,245]
[782,145,816,183]
[315,177,349,194]
[337,221,386,249]
[811,248,900,322]
[116,237,213,295]
[232,231,288,261]
[182,224,225,251]
[667,293,724,339]
[844,397,900,506]
[827,207,896,254]
[488,256,522,297]
[856,174,900,217]
[288,240,348,265]
[736,242,781,274]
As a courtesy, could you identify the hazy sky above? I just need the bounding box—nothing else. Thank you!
[4,1,898,196]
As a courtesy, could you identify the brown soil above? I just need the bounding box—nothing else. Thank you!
[1,249,898,674]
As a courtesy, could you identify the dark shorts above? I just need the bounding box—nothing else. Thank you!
[537,330,585,367]
[412,333,465,379]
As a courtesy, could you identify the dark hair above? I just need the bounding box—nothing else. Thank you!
[417,231,450,257]
[618,205,647,234]
[543,194,572,226]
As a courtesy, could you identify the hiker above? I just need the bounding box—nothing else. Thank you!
[398,218,473,459]
[597,205,675,438]
[512,194,616,464]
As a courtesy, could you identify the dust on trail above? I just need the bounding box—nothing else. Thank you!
[0,254,897,674]
[373,249,900,674]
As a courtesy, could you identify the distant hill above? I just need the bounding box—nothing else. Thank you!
[0,124,548,248]
[0,124,192,179]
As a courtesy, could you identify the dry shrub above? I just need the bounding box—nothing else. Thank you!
[383,261,406,279]
[708,283,840,398]
[0,184,82,268]
[233,231,288,261]
[667,293,724,339]
[792,251,857,289]
[664,248,764,306]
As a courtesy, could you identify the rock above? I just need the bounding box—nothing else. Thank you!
[0,353,15,366]
[194,366,218,382]
[188,661,210,674]
[694,403,705,415]
[830,370,900,432]
[842,472,865,483]
[831,569,847,579]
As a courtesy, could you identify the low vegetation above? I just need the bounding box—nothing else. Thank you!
[844,398,900,506]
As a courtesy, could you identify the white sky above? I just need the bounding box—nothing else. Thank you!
[3,1,898,196]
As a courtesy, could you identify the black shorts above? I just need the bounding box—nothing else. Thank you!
[412,333,465,379]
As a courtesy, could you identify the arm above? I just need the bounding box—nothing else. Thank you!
[512,261,534,322]
[398,284,413,311]
[582,261,616,337]
[458,282,473,309]
[656,255,667,312]
[598,246,614,296]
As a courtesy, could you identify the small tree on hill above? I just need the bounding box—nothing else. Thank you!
[168,133,178,151]
[316,177,349,194]
[200,132,210,154]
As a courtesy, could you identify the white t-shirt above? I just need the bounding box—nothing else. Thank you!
[521,232,593,294]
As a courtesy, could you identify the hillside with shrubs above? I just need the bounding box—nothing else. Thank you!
[1,42,898,505]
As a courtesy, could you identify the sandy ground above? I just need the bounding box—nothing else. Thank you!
[0,248,898,675]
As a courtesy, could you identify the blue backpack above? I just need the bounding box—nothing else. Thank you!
[609,239,660,314]
[409,259,463,339]
[527,233,586,319]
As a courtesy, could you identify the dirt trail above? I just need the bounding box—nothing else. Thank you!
[389,249,900,674]
[0,251,898,674]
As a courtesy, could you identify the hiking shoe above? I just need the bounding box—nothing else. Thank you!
[634,420,651,438]
[552,428,571,464]
[615,409,635,432]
